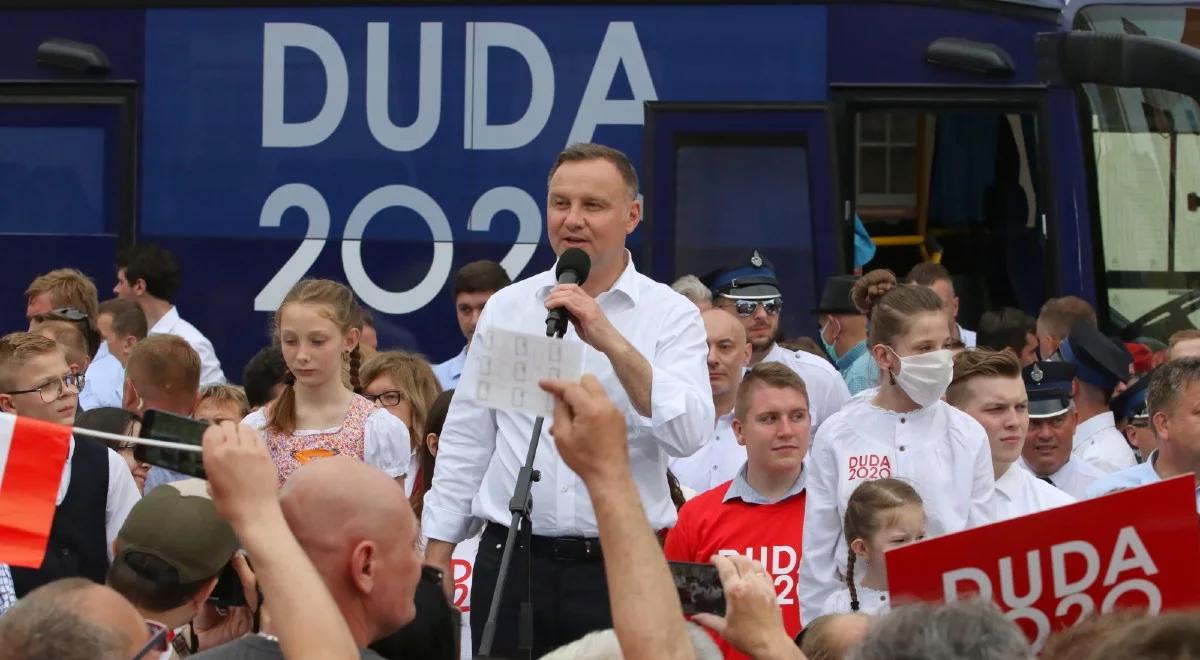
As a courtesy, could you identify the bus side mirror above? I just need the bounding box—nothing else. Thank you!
[1036,31,1200,100]
[36,38,110,75]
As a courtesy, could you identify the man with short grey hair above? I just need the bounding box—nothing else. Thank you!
[1088,357,1200,510]
[0,577,149,660]
[850,601,1031,660]
[671,275,713,311]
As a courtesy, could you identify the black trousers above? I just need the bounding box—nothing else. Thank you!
[470,523,613,659]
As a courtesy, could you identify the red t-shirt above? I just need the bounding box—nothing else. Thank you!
[664,479,806,660]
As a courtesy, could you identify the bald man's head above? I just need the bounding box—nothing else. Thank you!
[801,612,872,660]
[280,457,422,644]
[0,578,148,660]
[702,309,752,400]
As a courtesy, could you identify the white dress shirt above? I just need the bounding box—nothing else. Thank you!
[149,306,226,386]
[243,407,411,479]
[958,324,977,348]
[1073,411,1137,473]
[670,412,743,494]
[799,397,996,618]
[1021,456,1106,500]
[822,585,890,617]
[994,461,1076,521]
[57,438,142,560]
[422,255,714,542]
[761,343,852,430]
[79,344,125,411]
[433,346,468,390]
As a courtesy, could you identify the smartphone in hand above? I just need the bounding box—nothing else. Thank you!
[135,409,208,479]
[669,561,726,616]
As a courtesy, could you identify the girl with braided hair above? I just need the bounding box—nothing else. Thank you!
[243,279,410,486]
[821,478,925,616]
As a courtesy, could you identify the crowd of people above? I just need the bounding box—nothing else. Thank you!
[0,141,1198,660]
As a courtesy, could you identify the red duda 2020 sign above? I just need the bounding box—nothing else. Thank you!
[887,475,1200,650]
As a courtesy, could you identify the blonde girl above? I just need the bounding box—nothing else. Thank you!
[359,350,443,496]
[243,279,410,485]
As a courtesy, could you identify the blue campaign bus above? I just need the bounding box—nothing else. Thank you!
[2,0,1199,374]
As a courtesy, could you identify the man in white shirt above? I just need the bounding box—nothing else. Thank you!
[113,244,225,386]
[1087,358,1200,510]
[906,263,976,347]
[948,351,1074,521]
[708,252,850,429]
[1018,360,1105,500]
[1059,323,1137,473]
[0,332,139,596]
[670,309,752,493]
[422,143,713,658]
[432,260,511,389]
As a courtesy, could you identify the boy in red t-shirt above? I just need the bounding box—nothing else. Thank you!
[664,362,811,659]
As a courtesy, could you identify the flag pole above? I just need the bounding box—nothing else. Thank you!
[70,426,203,454]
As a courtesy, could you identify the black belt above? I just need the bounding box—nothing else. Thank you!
[483,523,603,562]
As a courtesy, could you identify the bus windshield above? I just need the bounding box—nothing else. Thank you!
[1077,4,1200,345]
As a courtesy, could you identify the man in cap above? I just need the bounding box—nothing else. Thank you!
[948,350,1075,521]
[1088,358,1200,510]
[707,251,850,428]
[1112,373,1154,463]
[815,275,874,395]
[106,479,242,658]
[1059,324,1137,473]
[1019,360,1106,500]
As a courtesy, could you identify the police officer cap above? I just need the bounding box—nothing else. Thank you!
[1111,371,1152,422]
[704,250,781,300]
[1024,360,1076,419]
[1060,323,1132,393]
[814,275,859,315]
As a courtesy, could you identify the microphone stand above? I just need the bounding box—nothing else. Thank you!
[478,319,568,658]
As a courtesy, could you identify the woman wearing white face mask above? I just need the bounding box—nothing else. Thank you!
[798,269,996,619]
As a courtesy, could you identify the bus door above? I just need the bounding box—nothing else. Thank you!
[642,104,838,339]
[0,81,136,327]
[832,89,1052,328]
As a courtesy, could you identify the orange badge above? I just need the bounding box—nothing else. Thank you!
[292,448,339,465]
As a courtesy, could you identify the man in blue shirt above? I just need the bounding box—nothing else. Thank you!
[432,260,510,389]
[1089,358,1200,510]
[814,275,875,395]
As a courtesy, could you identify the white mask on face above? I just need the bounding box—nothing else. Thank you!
[888,348,954,408]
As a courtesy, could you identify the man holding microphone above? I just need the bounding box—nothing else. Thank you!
[422,143,713,657]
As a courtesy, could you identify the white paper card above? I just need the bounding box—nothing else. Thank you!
[458,327,585,418]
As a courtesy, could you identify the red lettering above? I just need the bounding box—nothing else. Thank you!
[452,558,473,611]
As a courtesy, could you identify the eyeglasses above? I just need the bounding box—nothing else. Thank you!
[131,620,171,660]
[364,390,406,407]
[731,298,783,317]
[5,373,85,403]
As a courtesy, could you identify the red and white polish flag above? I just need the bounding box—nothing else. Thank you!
[0,412,71,568]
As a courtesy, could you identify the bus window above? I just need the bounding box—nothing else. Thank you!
[0,125,106,234]
[1076,5,1200,344]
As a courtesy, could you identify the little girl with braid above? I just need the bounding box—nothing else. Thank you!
[820,478,925,616]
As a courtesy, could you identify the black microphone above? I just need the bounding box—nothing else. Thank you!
[545,248,591,337]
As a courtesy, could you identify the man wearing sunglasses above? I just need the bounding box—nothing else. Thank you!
[0,333,141,597]
[707,251,851,430]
